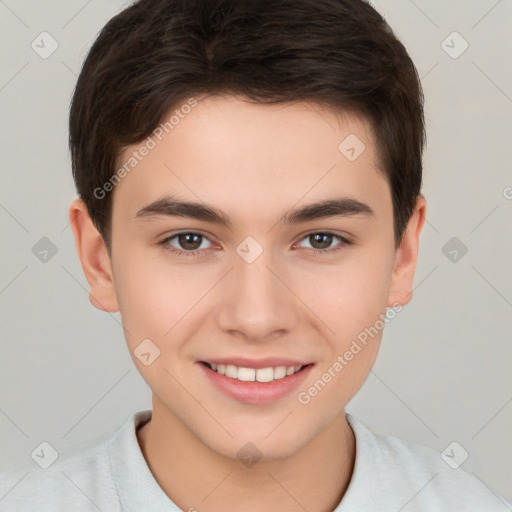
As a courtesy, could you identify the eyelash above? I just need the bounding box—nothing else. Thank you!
[158,231,353,258]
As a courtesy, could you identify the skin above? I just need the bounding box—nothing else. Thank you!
[69,94,426,512]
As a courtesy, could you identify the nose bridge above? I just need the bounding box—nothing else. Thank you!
[214,240,297,340]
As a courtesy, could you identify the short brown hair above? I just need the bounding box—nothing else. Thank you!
[69,0,425,252]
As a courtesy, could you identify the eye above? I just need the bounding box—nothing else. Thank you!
[159,231,213,257]
[295,232,352,255]
[159,230,352,258]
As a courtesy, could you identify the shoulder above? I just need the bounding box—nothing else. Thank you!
[339,414,512,512]
[0,427,120,511]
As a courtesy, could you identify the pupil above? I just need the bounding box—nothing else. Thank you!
[313,233,331,249]
[180,233,201,250]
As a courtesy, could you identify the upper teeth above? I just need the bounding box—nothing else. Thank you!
[210,363,303,382]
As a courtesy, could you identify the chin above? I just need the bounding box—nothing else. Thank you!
[201,425,314,464]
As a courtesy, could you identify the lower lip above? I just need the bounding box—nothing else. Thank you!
[198,362,314,405]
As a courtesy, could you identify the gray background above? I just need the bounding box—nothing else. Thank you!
[1,0,511,504]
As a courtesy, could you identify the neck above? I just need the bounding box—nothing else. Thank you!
[137,400,356,512]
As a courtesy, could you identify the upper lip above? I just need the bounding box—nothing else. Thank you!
[200,357,313,369]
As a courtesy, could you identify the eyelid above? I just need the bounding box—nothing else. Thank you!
[293,228,353,245]
[293,231,353,252]
[159,229,218,250]
[159,229,353,257]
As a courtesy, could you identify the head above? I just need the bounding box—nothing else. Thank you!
[69,0,426,460]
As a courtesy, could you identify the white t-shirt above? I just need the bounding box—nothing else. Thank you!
[0,409,510,511]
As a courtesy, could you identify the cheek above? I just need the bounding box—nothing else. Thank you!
[296,250,395,340]
[296,257,395,412]
[112,249,206,345]
[113,232,395,350]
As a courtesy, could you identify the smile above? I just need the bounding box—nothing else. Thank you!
[198,360,314,404]
[202,362,306,382]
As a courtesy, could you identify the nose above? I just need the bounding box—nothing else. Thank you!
[214,246,299,343]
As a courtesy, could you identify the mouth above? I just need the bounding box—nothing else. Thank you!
[198,360,314,404]
[200,361,311,382]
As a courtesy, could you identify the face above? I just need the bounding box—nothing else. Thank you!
[72,94,424,461]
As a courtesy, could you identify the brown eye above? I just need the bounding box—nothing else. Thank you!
[160,231,213,257]
[176,233,203,250]
[309,233,334,250]
[296,231,352,255]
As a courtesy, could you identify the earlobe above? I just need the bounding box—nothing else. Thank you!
[387,195,427,308]
[69,198,120,313]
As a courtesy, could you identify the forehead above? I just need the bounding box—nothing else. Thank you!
[111,94,389,224]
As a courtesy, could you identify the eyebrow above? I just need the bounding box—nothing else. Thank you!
[135,195,374,229]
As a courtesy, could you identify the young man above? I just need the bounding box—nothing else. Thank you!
[1,0,510,510]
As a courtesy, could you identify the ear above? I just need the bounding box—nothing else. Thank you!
[69,198,120,313]
[387,195,427,307]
